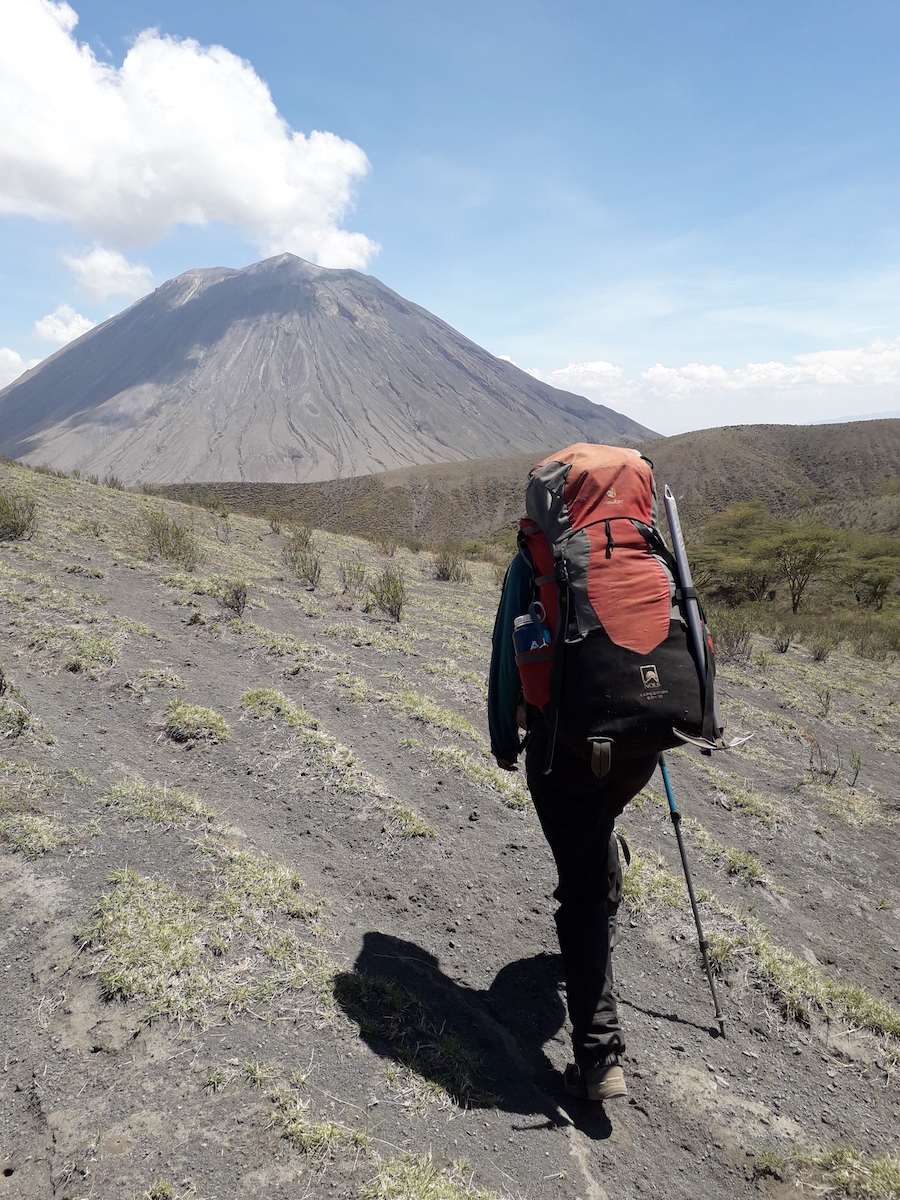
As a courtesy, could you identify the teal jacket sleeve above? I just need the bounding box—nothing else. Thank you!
[487,552,532,760]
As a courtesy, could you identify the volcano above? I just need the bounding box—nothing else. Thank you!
[0,254,656,483]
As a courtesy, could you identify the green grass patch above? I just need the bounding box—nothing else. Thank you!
[243,620,326,669]
[0,698,31,738]
[403,740,529,810]
[103,778,216,824]
[622,850,684,911]
[420,659,488,697]
[757,1146,900,1198]
[376,800,435,838]
[388,684,481,742]
[240,687,314,729]
[690,758,780,824]
[359,1154,500,1200]
[133,668,185,694]
[114,615,166,641]
[165,700,230,743]
[79,843,328,1025]
[269,1088,368,1157]
[333,971,492,1108]
[0,811,60,856]
[337,671,370,701]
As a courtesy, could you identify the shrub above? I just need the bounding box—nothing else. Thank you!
[433,545,472,584]
[375,535,396,557]
[289,522,314,550]
[772,624,793,654]
[339,556,368,600]
[368,565,407,621]
[103,472,124,490]
[709,609,752,665]
[219,579,248,617]
[267,512,282,534]
[140,508,204,571]
[0,488,37,541]
[810,636,835,662]
[283,539,322,589]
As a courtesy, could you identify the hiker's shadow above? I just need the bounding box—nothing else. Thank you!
[333,930,612,1138]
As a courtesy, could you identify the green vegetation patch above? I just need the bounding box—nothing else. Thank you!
[139,507,204,571]
[240,687,314,729]
[243,620,328,669]
[269,1087,368,1157]
[114,615,166,641]
[403,740,529,810]
[359,1155,500,1200]
[0,811,60,857]
[165,700,230,743]
[80,842,328,1025]
[622,850,684,912]
[333,971,492,1108]
[0,697,32,738]
[132,668,185,694]
[376,800,435,838]
[103,778,216,824]
[388,684,481,742]
[757,1146,900,1199]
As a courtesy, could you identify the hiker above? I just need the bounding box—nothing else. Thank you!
[487,444,718,1102]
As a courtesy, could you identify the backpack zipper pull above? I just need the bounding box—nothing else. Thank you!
[605,519,615,558]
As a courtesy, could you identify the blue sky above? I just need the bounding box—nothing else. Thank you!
[2,0,899,433]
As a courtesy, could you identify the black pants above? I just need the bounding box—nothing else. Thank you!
[526,737,658,1068]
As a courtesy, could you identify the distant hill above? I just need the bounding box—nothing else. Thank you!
[0,254,655,484]
[163,419,900,546]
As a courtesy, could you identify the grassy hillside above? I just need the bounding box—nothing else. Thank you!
[160,419,900,547]
[1,461,899,1199]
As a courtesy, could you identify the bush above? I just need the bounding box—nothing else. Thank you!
[709,609,752,665]
[140,508,204,571]
[219,579,248,617]
[0,488,37,541]
[339,556,368,600]
[433,545,472,584]
[375,536,396,557]
[289,522,314,550]
[267,512,282,534]
[103,472,124,490]
[772,624,793,654]
[282,535,322,588]
[368,565,407,621]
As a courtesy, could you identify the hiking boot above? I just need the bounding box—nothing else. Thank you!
[564,1055,627,1101]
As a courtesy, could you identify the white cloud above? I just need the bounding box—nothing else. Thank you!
[531,335,900,434]
[0,348,41,388]
[0,0,378,268]
[32,303,95,345]
[64,247,153,300]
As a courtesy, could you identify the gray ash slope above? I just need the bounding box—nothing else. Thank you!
[0,254,656,483]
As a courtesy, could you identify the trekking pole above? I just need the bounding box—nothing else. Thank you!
[658,752,726,1036]
[662,485,723,738]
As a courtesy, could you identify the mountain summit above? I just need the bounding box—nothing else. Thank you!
[0,255,656,484]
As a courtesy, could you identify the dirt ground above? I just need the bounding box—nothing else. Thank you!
[0,463,898,1200]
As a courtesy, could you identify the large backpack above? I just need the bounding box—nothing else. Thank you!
[514,443,720,777]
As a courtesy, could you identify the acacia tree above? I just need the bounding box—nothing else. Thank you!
[773,526,838,613]
[692,502,784,605]
[842,535,900,611]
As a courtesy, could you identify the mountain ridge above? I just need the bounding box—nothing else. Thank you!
[0,253,656,483]
[161,418,900,545]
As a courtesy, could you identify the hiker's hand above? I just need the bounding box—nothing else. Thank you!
[496,757,518,772]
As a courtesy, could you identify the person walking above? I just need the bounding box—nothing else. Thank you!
[488,547,657,1102]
